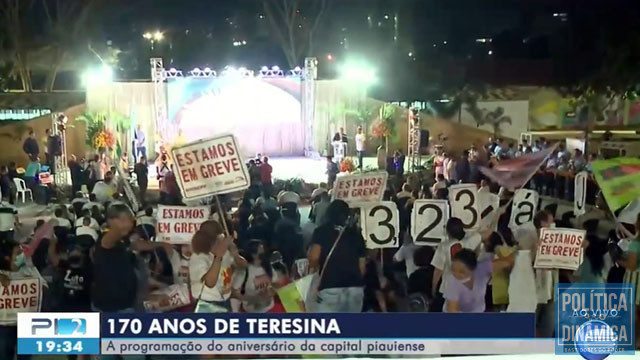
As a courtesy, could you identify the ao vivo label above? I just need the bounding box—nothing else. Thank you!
[172,134,250,199]
[332,172,387,204]
[17,312,100,355]
[534,227,585,271]
[156,205,211,244]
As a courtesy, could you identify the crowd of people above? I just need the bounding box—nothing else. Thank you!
[0,133,639,360]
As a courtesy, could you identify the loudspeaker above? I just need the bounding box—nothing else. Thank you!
[420,130,430,148]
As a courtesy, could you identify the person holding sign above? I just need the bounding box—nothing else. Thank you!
[431,218,487,310]
[0,238,43,360]
[308,200,366,313]
[190,221,247,313]
[443,248,514,313]
[618,214,640,341]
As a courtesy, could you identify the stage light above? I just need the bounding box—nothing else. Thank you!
[238,67,247,72]
[326,54,333,60]
[82,65,113,87]
[261,66,268,71]
[204,67,211,72]
[169,68,177,72]
[272,66,280,71]
[339,60,377,85]
[143,32,153,40]
[153,31,164,41]
[193,67,201,72]
[294,66,301,71]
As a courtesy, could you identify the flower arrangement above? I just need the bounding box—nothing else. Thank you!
[340,158,355,173]
[371,120,390,139]
[93,130,115,150]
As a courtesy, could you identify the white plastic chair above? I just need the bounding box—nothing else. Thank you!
[13,178,33,203]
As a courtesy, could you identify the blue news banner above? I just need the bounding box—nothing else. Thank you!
[18,313,540,356]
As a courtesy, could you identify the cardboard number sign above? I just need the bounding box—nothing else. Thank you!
[574,171,588,216]
[449,184,479,230]
[359,201,399,249]
[411,199,449,246]
[478,191,500,231]
[509,189,539,228]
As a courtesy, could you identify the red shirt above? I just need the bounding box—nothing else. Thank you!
[260,163,272,184]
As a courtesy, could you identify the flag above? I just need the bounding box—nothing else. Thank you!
[618,198,640,225]
[591,157,640,211]
[479,144,557,191]
[23,220,55,258]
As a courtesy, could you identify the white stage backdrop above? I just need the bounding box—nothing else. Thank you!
[168,76,303,157]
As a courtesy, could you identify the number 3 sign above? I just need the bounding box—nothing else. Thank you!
[411,200,449,246]
[449,184,479,230]
[358,201,400,249]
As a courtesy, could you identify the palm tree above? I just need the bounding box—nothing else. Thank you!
[466,103,512,138]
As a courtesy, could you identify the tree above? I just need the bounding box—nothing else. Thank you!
[262,0,329,68]
[0,0,35,91]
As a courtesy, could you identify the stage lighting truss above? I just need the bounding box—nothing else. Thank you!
[162,66,303,79]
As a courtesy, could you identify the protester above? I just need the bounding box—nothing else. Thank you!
[308,200,366,312]
[355,126,366,170]
[233,240,274,313]
[53,207,72,229]
[24,155,40,190]
[76,216,99,241]
[190,221,246,313]
[260,156,273,193]
[326,156,338,188]
[134,156,148,204]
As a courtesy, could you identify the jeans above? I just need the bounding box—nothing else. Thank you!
[357,151,365,170]
[91,306,144,360]
[135,147,147,161]
[0,325,31,360]
[315,287,364,313]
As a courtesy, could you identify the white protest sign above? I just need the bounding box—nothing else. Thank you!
[574,171,588,216]
[172,134,250,199]
[449,184,479,230]
[509,189,539,228]
[534,227,585,270]
[359,201,400,249]
[0,277,42,323]
[156,205,211,244]
[332,172,387,204]
[143,284,191,312]
[411,199,449,246]
[478,191,500,231]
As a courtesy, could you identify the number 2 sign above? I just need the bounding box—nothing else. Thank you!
[411,200,449,246]
[359,201,400,249]
[449,184,479,230]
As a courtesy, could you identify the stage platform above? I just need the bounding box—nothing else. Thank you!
[146,156,391,189]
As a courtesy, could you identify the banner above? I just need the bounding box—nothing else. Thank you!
[534,227,585,270]
[573,171,588,216]
[143,284,191,312]
[156,205,211,244]
[332,172,387,204]
[591,157,640,210]
[479,144,557,190]
[0,277,42,324]
[172,134,250,199]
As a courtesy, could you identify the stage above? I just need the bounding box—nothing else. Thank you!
[146,156,390,190]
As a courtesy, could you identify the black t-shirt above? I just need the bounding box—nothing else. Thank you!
[311,224,365,290]
[134,163,148,184]
[91,235,137,311]
[60,259,93,312]
[408,266,433,296]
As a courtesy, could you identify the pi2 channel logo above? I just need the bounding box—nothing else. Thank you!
[17,312,100,355]
[556,284,635,360]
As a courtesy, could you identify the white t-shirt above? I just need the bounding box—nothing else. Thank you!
[355,134,366,152]
[76,225,99,240]
[278,191,300,205]
[189,251,234,302]
[431,232,482,293]
[92,181,115,203]
[511,222,538,252]
[168,250,190,285]
[53,217,72,229]
[394,241,419,278]
[137,215,156,227]
[237,264,274,313]
[74,217,100,231]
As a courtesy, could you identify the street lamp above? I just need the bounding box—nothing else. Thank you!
[142,30,164,50]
